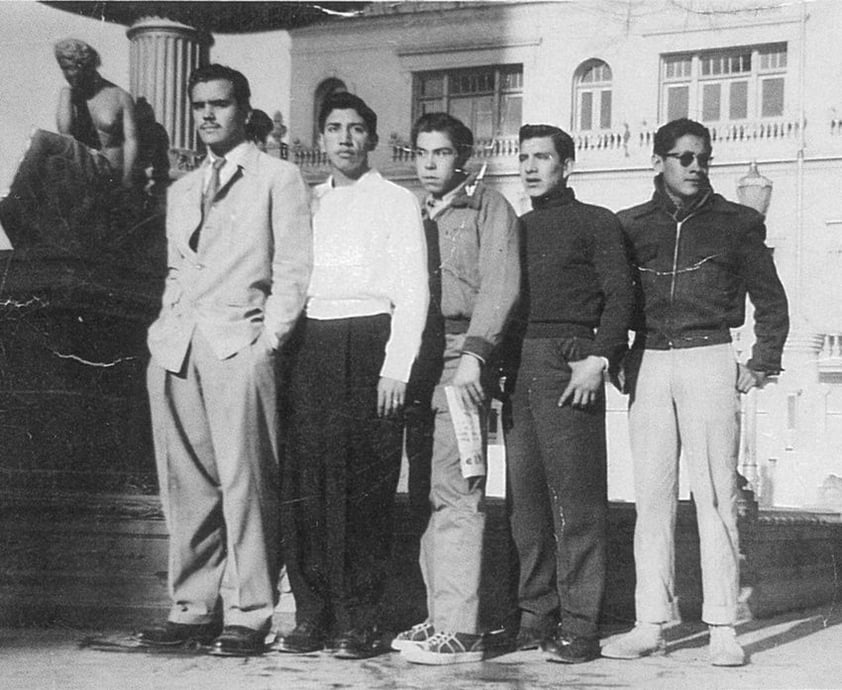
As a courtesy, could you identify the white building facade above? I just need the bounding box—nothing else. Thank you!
[285,0,842,512]
[3,0,842,512]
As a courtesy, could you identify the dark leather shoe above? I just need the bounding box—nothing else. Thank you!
[333,628,388,659]
[211,626,267,656]
[515,626,550,651]
[277,620,327,654]
[542,632,600,664]
[138,621,222,647]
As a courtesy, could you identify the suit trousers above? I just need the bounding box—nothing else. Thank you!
[506,338,608,639]
[147,329,280,631]
[282,315,403,633]
[418,333,486,635]
[628,344,740,625]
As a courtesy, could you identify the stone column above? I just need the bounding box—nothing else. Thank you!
[126,17,210,151]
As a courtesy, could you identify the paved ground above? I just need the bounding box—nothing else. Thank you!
[1,605,841,689]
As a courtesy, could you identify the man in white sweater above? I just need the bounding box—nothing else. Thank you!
[278,92,429,659]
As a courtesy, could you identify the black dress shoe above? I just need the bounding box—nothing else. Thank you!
[277,620,327,654]
[542,632,600,664]
[333,628,388,660]
[211,626,267,656]
[138,621,222,647]
[515,627,550,651]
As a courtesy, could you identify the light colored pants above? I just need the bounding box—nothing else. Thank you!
[628,344,740,626]
[419,333,486,635]
[147,330,280,631]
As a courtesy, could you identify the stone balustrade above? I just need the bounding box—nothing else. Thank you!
[165,118,815,180]
[818,333,842,372]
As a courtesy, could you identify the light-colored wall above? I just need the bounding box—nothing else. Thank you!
[4,0,842,509]
[286,0,842,510]
[211,30,291,134]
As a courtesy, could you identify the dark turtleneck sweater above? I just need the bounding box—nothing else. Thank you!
[517,186,634,365]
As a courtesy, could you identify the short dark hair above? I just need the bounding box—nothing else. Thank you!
[519,124,575,162]
[246,109,274,144]
[411,112,474,162]
[653,118,712,157]
[188,64,251,109]
[317,92,377,139]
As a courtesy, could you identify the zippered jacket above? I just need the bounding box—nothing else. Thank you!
[618,178,789,373]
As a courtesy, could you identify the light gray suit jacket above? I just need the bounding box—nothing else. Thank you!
[148,144,312,373]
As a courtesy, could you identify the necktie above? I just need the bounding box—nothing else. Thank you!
[190,157,225,251]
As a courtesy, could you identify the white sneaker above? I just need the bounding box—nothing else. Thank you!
[401,631,484,665]
[709,625,745,667]
[601,623,665,659]
[390,621,435,652]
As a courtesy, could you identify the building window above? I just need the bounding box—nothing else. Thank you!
[574,59,612,131]
[413,64,523,139]
[661,43,786,123]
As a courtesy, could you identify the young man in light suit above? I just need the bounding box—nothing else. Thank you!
[140,64,312,656]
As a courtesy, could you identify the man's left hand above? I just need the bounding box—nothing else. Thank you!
[558,356,606,408]
[737,364,768,394]
[377,377,406,418]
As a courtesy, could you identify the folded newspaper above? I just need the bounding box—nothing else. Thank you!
[444,385,487,479]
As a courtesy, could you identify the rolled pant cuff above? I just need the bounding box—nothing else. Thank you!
[702,605,736,626]
[168,612,219,626]
[634,604,673,625]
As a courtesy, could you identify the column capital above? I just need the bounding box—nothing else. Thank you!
[126,16,207,43]
[127,17,210,151]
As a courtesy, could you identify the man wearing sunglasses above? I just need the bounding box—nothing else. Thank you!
[603,118,789,667]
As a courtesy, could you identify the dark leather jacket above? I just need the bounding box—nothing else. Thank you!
[618,178,789,373]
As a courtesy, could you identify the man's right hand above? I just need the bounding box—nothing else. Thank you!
[452,354,485,409]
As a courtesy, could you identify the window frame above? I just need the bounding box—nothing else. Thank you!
[412,64,523,139]
[573,59,613,132]
[660,43,787,124]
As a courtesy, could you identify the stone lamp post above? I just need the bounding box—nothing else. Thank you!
[734,161,773,507]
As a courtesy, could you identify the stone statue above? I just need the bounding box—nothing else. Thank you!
[0,38,143,253]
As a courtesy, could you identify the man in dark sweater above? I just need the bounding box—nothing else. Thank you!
[506,124,633,663]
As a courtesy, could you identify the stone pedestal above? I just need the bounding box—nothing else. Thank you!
[127,17,210,151]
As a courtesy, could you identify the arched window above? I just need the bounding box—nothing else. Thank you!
[574,59,612,131]
[312,78,347,145]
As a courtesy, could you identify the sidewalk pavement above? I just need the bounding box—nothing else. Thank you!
[1,604,840,689]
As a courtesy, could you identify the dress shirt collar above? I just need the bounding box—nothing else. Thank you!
[204,141,252,189]
[316,169,382,200]
[423,175,470,220]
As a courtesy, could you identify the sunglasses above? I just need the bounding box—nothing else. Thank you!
[663,152,713,167]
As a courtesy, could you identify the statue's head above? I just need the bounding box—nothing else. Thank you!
[54,38,100,89]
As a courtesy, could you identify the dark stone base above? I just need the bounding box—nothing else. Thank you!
[3,491,839,631]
